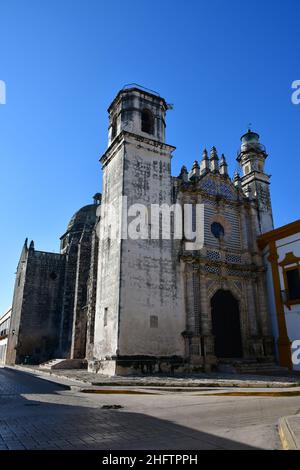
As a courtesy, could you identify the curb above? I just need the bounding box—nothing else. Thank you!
[278,417,299,450]
[4,365,87,389]
[3,365,300,389]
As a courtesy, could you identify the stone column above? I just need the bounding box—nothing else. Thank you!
[199,271,216,370]
[70,230,93,359]
[257,271,275,357]
[183,263,194,359]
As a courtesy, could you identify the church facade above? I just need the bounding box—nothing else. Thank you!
[7,86,276,375]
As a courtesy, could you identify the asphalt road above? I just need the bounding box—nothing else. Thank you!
[1,367,300,450]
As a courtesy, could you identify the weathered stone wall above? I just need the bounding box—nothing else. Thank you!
[59,204,98,358]
[118,136,185,365]
[179,172,274,368]
[85,228,99,360]
[10,245,65,364]
[70,229,94,359]
[92,143,124,369]
[6,241,29,365]
[59,239,79,357]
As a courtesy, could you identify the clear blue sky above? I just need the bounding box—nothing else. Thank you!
[0,0,299,313]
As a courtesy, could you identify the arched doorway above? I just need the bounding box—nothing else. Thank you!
[211,289,243,358]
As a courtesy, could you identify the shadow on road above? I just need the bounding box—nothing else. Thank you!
[0,368,259,450]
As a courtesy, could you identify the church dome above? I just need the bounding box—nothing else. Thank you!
[66,204,97,233]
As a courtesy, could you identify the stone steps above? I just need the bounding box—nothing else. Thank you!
[39,359,65,370]
[39,358,87,370]
[218,361,289,375]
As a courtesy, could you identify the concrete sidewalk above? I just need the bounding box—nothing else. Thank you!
[279,415,300,450]
[6,364,300,389]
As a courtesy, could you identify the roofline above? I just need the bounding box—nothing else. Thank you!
[108,87,168,113]
[0,307,12,322]
[257,219,300,250]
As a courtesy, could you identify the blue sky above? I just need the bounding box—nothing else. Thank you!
[0,0,299,313]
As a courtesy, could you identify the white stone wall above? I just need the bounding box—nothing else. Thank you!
[93,144,124,363]
[118,136,185,357]
[0,338,8,365]
[262,233,300,370]
[277,234,300,371]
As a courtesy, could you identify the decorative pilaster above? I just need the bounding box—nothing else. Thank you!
[199,274,216,369]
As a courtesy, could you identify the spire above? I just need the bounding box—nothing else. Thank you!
[201,153,210,173]
[219,153,228,176]
[210,146,219,172]
[190,160,200,180]
[200,148,210,175]
[29,240,35,250]
[179,165,188,182]
[233,171,242,190]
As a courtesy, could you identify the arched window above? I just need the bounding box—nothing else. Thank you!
[111,117,117,140]
[141,108,154,134]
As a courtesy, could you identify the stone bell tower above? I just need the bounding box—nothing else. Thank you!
[91,85,185,376]
[237,129,274,234]
[107,84,167,145]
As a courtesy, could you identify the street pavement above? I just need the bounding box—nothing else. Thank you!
[1,367,300,450]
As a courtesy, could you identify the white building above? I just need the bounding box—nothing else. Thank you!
[258,220,300,370]
[0,308,12,365]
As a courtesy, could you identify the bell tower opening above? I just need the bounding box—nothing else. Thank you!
[211,289,243,358]
[107,84,168,146]
[141,108,154,134]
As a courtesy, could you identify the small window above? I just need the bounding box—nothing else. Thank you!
[286,268,300,301]
[104,307,108,327]
[245,165,250,174]
[150,315,158,328]
[111,118,117,140]
[141,109,154,134]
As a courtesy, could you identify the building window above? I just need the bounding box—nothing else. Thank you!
[245,165,250,174]
[141,109,154,134]
[104,307,108,327]
[286,268,300,302]
[280,252,300,306]
[150,315,158,328]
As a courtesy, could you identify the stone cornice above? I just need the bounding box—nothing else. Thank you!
[180,253,265,273]
[100,130,176,168]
